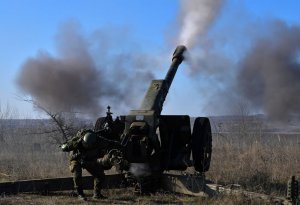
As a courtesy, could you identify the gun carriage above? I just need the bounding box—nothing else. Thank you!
[94,45,212,192]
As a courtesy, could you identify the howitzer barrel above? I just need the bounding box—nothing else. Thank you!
[139,45,186,114]
[164,45,186,89]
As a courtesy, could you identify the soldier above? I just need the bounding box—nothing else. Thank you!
[60,128,119,200]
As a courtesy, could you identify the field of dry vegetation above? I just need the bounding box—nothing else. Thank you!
[0,113,299,204]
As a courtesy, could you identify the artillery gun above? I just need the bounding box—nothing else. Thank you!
[94,45,212,192]
[0,46,212,195]
[1,46,297,204]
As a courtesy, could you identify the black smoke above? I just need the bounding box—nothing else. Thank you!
[176,1,300,120]
[237,21,300,120]
[17,22,156,117]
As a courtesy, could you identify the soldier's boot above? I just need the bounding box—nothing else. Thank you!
[93,192,107,199]
[93,185,106,199]
[76,188,87,201]
[93,177,107,199]
[93,188,107,199]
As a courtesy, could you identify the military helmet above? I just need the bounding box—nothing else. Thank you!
[82,131,98,149]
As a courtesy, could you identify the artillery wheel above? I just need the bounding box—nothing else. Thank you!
[192,117,212,172]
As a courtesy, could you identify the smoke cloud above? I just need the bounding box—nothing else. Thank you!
[17,22,156,117]
[175,1,300,120]
[17,2,300,121]
[178,0,223,48]
[238,21,300,120]
[129,163,151,177]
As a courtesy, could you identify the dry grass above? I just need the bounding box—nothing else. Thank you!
[0,129,70,181]
[208,132,300,196]
[0,118,299,204]
[1,189,267,205]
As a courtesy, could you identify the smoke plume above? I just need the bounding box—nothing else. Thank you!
[17,2,300,121]
[17,22,156,117]
[175,1,300,120]
[129,163,151,177]
[238,21,300,120]
[178,0,223,48]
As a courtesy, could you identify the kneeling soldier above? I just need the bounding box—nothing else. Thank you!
[61,129,119,200]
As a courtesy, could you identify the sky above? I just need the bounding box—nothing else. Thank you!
[0,0,300,119]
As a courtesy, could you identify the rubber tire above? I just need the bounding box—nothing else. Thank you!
[192,117,212,172]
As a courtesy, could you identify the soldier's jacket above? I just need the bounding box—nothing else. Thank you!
[63,129,119,162]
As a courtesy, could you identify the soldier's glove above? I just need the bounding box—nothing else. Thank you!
[97,149,124,170]
[60,144,68,152]
[97,154,112,168]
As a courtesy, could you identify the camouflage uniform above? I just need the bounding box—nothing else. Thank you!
[62,129,112,199]
[69,158,105,198]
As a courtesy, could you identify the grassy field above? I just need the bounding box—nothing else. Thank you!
[208,133,299,196]
[1,189,270,205]
[0,118,299,204]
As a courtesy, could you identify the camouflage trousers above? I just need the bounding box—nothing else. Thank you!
[69,160,105,194]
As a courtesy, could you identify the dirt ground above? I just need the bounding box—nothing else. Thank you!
[0,188,272,205]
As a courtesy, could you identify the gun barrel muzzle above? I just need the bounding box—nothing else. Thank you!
[172,45,187,63]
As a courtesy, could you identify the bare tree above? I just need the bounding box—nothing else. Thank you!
[22,98,87,145]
